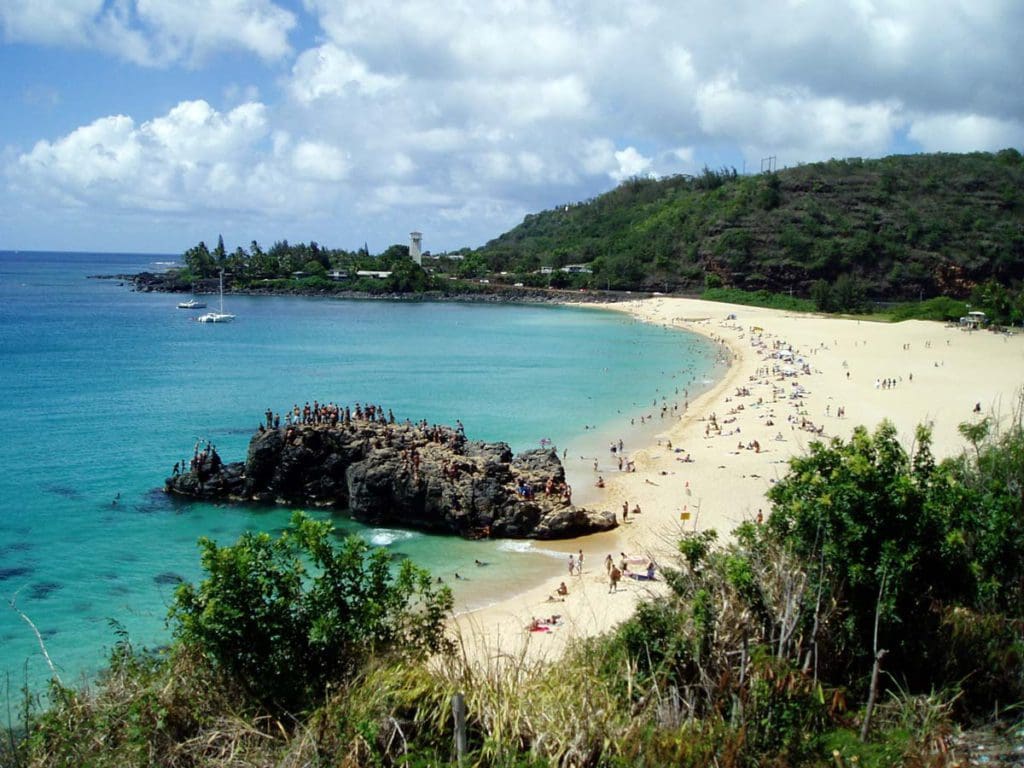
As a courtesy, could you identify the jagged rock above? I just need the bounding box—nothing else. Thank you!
[165,419,616,540]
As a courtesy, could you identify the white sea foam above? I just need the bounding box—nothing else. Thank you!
[367,528,418,547]
[496,540,564,559]
[497,540,533,553]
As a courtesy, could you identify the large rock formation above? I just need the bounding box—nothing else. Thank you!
[165,418,616,540]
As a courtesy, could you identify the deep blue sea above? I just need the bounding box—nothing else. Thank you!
[0,251,720,693]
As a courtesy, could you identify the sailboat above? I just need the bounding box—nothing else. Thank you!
[177,297,207,309]
[196,271,235,323]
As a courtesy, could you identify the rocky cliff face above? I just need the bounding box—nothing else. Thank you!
[165,420,616,540]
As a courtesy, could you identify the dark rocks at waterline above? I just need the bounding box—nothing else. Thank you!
[27,581,62,600]
[0,565,33,582]
[154,572,185,587]
[165,419,617,540]
[0,541,33,557]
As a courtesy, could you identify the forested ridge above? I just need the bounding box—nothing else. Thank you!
[159,150,1024,320]
[474,150,1024,300]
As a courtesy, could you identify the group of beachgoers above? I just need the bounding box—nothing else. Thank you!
[538,475,573,504]
[591,439,639,488]
[172,441,223,481]
[263,401,397,430]
[605,552,657,593]
[256,401,471,454]
[538,550,657,606]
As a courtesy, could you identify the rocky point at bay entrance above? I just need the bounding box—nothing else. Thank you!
[165,408,617,540]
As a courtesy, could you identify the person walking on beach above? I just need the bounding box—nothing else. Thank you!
[577,549,584,575]
[609,564,622,593]
[605,553,614,574]
[568,554,576,577]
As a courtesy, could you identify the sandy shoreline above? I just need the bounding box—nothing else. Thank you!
[454,296,1024,662]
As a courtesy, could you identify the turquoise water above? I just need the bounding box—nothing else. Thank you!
[0,251,719,691]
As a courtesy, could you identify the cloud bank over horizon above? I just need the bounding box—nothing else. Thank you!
[1,0,1022,254]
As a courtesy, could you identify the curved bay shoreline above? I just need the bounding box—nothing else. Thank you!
[454,296,1024,663]
[94,274,1024,664]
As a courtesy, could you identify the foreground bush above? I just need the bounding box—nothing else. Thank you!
[170,511,453,716]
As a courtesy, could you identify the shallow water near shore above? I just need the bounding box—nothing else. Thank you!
[0,251,719,692]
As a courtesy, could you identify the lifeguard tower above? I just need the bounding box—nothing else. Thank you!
[959,310,987,330]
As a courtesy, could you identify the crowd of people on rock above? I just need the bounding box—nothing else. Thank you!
[172,440,223,481]
[174,398,583,528]
[265,401,471,453]
[177,401,475,481]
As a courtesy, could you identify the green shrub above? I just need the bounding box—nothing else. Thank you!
[170,512,453,714]
[886,296,968,322]
[701,287,816,312]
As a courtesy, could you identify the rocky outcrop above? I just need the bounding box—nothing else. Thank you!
[165,419,617,540]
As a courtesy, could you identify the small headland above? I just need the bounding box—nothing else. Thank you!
[90,269,642,305]
[165,404,617,540]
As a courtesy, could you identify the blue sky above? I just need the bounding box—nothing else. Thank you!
[1,0,1022,255]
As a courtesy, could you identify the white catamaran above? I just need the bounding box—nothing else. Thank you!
[196,271,235,323]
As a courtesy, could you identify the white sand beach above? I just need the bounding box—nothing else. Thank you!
[455,297,1024,662]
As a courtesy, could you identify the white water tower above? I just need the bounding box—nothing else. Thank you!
[410,231,423,265]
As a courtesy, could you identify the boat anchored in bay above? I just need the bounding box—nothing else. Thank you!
[196,271,235,324]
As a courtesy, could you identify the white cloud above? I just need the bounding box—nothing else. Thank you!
[670,146,694,165]
[611,147,653,181]
[146,100,267,162]
[13,100,286,213]
[0,0,100,46]
[292,141,349,181]
[290,44,404,104]
[580,139,617,176]
[20,114,142,188]
[5,0,1024,253]
[224,83,261,105]
[908,113,1024,154]
[696,76,902,162]
[455,76,591,126]
[0,0,295,65]
[388,153,415,178]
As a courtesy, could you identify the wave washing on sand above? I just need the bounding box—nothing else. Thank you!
[496,540,567,560]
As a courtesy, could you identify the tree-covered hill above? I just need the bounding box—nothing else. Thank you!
[473,150,1024,300]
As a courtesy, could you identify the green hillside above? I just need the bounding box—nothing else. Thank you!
[474,150,1024,301]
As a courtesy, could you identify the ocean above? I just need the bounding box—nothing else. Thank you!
[0,251,721,693]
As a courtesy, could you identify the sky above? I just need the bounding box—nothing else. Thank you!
[1,1,1022,255]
